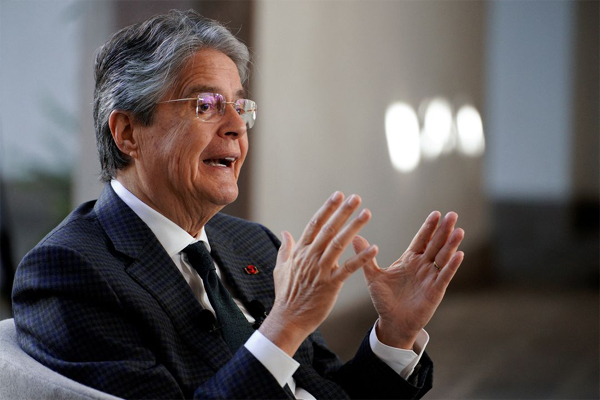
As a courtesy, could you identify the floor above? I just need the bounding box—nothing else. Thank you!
[319,284,600,400]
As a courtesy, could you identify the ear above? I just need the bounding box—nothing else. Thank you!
[108,110,138,158]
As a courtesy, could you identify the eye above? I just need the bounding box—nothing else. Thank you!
[197,99,216,114]
[234,100,247,115]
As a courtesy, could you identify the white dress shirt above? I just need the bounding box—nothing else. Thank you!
[111,180,428,398]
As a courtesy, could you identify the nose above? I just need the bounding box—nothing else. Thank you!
[217,103,247,139]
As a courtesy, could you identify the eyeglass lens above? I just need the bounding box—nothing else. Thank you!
[196,93,256,129]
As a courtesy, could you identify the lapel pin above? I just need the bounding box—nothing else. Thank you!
[244,265,259,275]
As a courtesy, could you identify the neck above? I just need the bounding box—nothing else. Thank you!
[115,173,221,237]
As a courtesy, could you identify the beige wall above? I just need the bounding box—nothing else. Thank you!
[252,1,489,314]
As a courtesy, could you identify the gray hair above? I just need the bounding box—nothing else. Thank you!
[94,9,250,182]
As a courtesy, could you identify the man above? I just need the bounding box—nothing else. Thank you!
[12,10,464,399]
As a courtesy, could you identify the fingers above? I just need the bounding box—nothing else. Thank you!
[424,212,458,261]
[319,205,370,267]
[352,235,381,280]
[294,191,373,280]
[407,211,441,254]
[298,191,344,246]
[436,251,464,289]
[351,235,370,254]
[433,227,464,268]
[311,194,363,253]
[334,242,378,282]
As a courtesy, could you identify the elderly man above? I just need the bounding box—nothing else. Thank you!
[12,10,464,399]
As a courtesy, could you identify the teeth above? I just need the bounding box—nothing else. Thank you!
[205,157,236,167]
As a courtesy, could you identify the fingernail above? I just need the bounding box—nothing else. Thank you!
[330,191,342,202]
[347,194,359,206]
[358,208,370,221]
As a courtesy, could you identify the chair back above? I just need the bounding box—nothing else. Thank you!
[0,318,121,400]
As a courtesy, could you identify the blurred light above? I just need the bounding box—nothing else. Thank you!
[456,105,485,157]
[420,97,453,160]
[443,121,458,154]
[385,102,420,173]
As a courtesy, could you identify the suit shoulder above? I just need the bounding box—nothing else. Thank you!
[208,213,274,237]
[207,212,281,252]
[26,199,107,256]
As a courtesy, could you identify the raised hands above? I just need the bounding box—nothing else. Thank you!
[352,211,465,350]
[259,191,378,356]
[260,193,465,357]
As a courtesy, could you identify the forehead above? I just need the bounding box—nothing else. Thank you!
[171,48,244,99]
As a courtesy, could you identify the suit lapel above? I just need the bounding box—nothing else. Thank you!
[94,184,232,371]
[206,218,276,313]
[125,247,232,370]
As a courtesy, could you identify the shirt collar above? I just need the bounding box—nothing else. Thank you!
[110,179,211,256]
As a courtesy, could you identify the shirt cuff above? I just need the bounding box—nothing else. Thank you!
[244,330,300,387]
[369,322,430,379]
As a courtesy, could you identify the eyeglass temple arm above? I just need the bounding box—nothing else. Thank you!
[157,98,199,104]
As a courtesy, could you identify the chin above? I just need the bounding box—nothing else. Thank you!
[211,187,239,207]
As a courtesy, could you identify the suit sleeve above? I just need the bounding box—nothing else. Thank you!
[193,347,290,399]
[324,330,433,399]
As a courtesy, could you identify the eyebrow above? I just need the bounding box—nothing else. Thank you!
[184,86,246,99]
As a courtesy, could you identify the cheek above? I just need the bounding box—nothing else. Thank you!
[142,121,195,177]
[165,130,201,178]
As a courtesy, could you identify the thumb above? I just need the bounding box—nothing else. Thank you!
[276,231,295,266]
[352,235,380,278]
[352,235,370,254]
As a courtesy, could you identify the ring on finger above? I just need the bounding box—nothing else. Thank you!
[433,261,442,271]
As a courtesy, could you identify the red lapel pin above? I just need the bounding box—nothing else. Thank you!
[244,265,259,275]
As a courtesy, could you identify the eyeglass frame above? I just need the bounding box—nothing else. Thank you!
[157,93,257,129]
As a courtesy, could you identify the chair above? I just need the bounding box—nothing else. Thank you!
[0,318,121,400]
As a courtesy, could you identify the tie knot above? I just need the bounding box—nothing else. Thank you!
[183,242,215,276]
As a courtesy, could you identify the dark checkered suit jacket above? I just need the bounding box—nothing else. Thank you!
[12,184,432,399]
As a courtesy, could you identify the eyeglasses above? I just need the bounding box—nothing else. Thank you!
[158,93,257,129]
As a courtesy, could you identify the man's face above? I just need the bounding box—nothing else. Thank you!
[133,48,248,217]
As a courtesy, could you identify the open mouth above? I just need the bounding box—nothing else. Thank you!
[203,157,236,168]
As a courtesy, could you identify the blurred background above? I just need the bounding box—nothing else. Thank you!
[0,0,598,398]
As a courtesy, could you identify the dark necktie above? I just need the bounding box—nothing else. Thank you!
[183,242,255,352]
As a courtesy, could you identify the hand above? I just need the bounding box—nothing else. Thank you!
[352,211,465,350]
[260,192,379,356]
